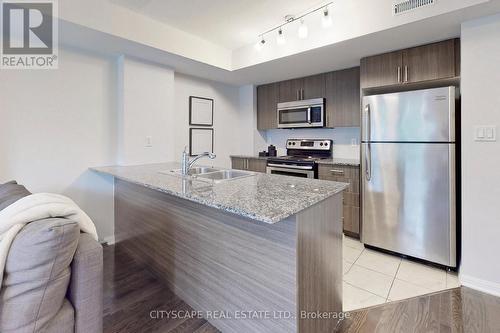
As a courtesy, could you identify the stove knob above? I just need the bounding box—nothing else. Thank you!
[320,142,323,146]
[292,142,296,145]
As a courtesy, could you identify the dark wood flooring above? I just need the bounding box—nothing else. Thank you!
[336,287,500,333]
[103,244,500,333]
[103,244,220,333]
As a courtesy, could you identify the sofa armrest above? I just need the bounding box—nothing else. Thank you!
[68,233,103,333]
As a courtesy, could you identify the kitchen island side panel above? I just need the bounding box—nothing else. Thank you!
[297,193,343,333]
[114,179,297,333]
[114,178,344,332]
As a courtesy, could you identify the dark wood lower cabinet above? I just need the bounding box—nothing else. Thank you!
[231,157,267,173]
[318,164,360,238]
[231,157,246,170]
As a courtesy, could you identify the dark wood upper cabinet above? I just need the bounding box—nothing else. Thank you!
[278,73,326,102]
[361,39,460,89]
[360,51,403,89]
[258,70,358,130]
[278,78,304,102]
[302,73,326,100]
[325,67,360,127]
[257,83,278,130]
[404,39,458,83]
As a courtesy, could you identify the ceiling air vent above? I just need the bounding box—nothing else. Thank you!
[393,0,435,15]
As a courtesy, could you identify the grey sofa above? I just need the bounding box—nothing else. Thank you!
[0,181,103,333]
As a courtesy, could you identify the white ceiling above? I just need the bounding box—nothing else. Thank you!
[63,0,500,85]
[109,0,327,49]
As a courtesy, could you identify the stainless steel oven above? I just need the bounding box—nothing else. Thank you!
[277,98,325,128]
[266,163,315,178]
[266,139,332,179]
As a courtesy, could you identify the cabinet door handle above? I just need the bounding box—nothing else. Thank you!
[404,66,409,83]
[296,90,300,100]
[301,89,304,100]
[330,169,345,175]
[397,66,402,83]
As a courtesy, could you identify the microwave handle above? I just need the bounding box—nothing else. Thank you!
[307,107,312,124]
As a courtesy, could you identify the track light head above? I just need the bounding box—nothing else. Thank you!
[322,6,332,28]
[298,19,308,39]
[277,28,286,45]
[254,36,266,51]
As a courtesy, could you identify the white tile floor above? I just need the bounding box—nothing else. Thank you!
[343,235,461,311]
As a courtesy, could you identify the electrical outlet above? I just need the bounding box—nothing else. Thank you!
[145,136,153,147]
[351,138,358,146]
[474,126,497,142]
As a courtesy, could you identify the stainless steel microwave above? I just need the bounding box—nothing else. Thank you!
[277,98,325,128]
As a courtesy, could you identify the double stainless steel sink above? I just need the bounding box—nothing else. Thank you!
[161,167,254,183]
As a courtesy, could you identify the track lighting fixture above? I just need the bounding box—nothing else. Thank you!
[254,36,266,51]
[322,6,332,28]
[277,28,286,45]
[298,19,308,39]
[254,2,333,49]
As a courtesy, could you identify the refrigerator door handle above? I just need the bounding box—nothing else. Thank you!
[365,104,372,181]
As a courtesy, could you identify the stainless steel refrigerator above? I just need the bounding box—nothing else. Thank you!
[361,87,457,267]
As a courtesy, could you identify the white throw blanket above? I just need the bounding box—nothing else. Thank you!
[0,193,98,288]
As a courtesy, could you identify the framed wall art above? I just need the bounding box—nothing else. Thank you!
[189,128,214,156]
[189,96,214,126]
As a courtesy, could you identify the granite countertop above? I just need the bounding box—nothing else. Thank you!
[91,163,348,224]
[317,158,360,166]
[230,155,271,160]
[231,155,360,166]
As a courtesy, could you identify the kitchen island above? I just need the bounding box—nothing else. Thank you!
[92,163,348,333]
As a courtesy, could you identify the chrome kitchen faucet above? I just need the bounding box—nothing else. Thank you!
[181,147,216,176]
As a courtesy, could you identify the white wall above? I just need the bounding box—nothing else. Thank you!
[460,13,500,296]
[59,0,232,70]
[0,47,117,241]
[118,57,175,165]
[173,74,255,168]
[262,128,360,159]
[239,85,268,156]
[0,50,258,243]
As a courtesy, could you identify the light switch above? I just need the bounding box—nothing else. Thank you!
[145,136,153,147]
[476,127,485,139]
[486,127,494,139]
[475,126,497,142]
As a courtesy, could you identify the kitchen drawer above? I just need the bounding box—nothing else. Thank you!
[319,164,360,238]
[318,165,360,191]
[231,157,267,173]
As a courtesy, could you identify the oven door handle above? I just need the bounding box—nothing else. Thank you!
[267,163,314,170]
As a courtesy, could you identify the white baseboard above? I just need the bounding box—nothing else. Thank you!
[102,235,116,246]
[460,274,500,297]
